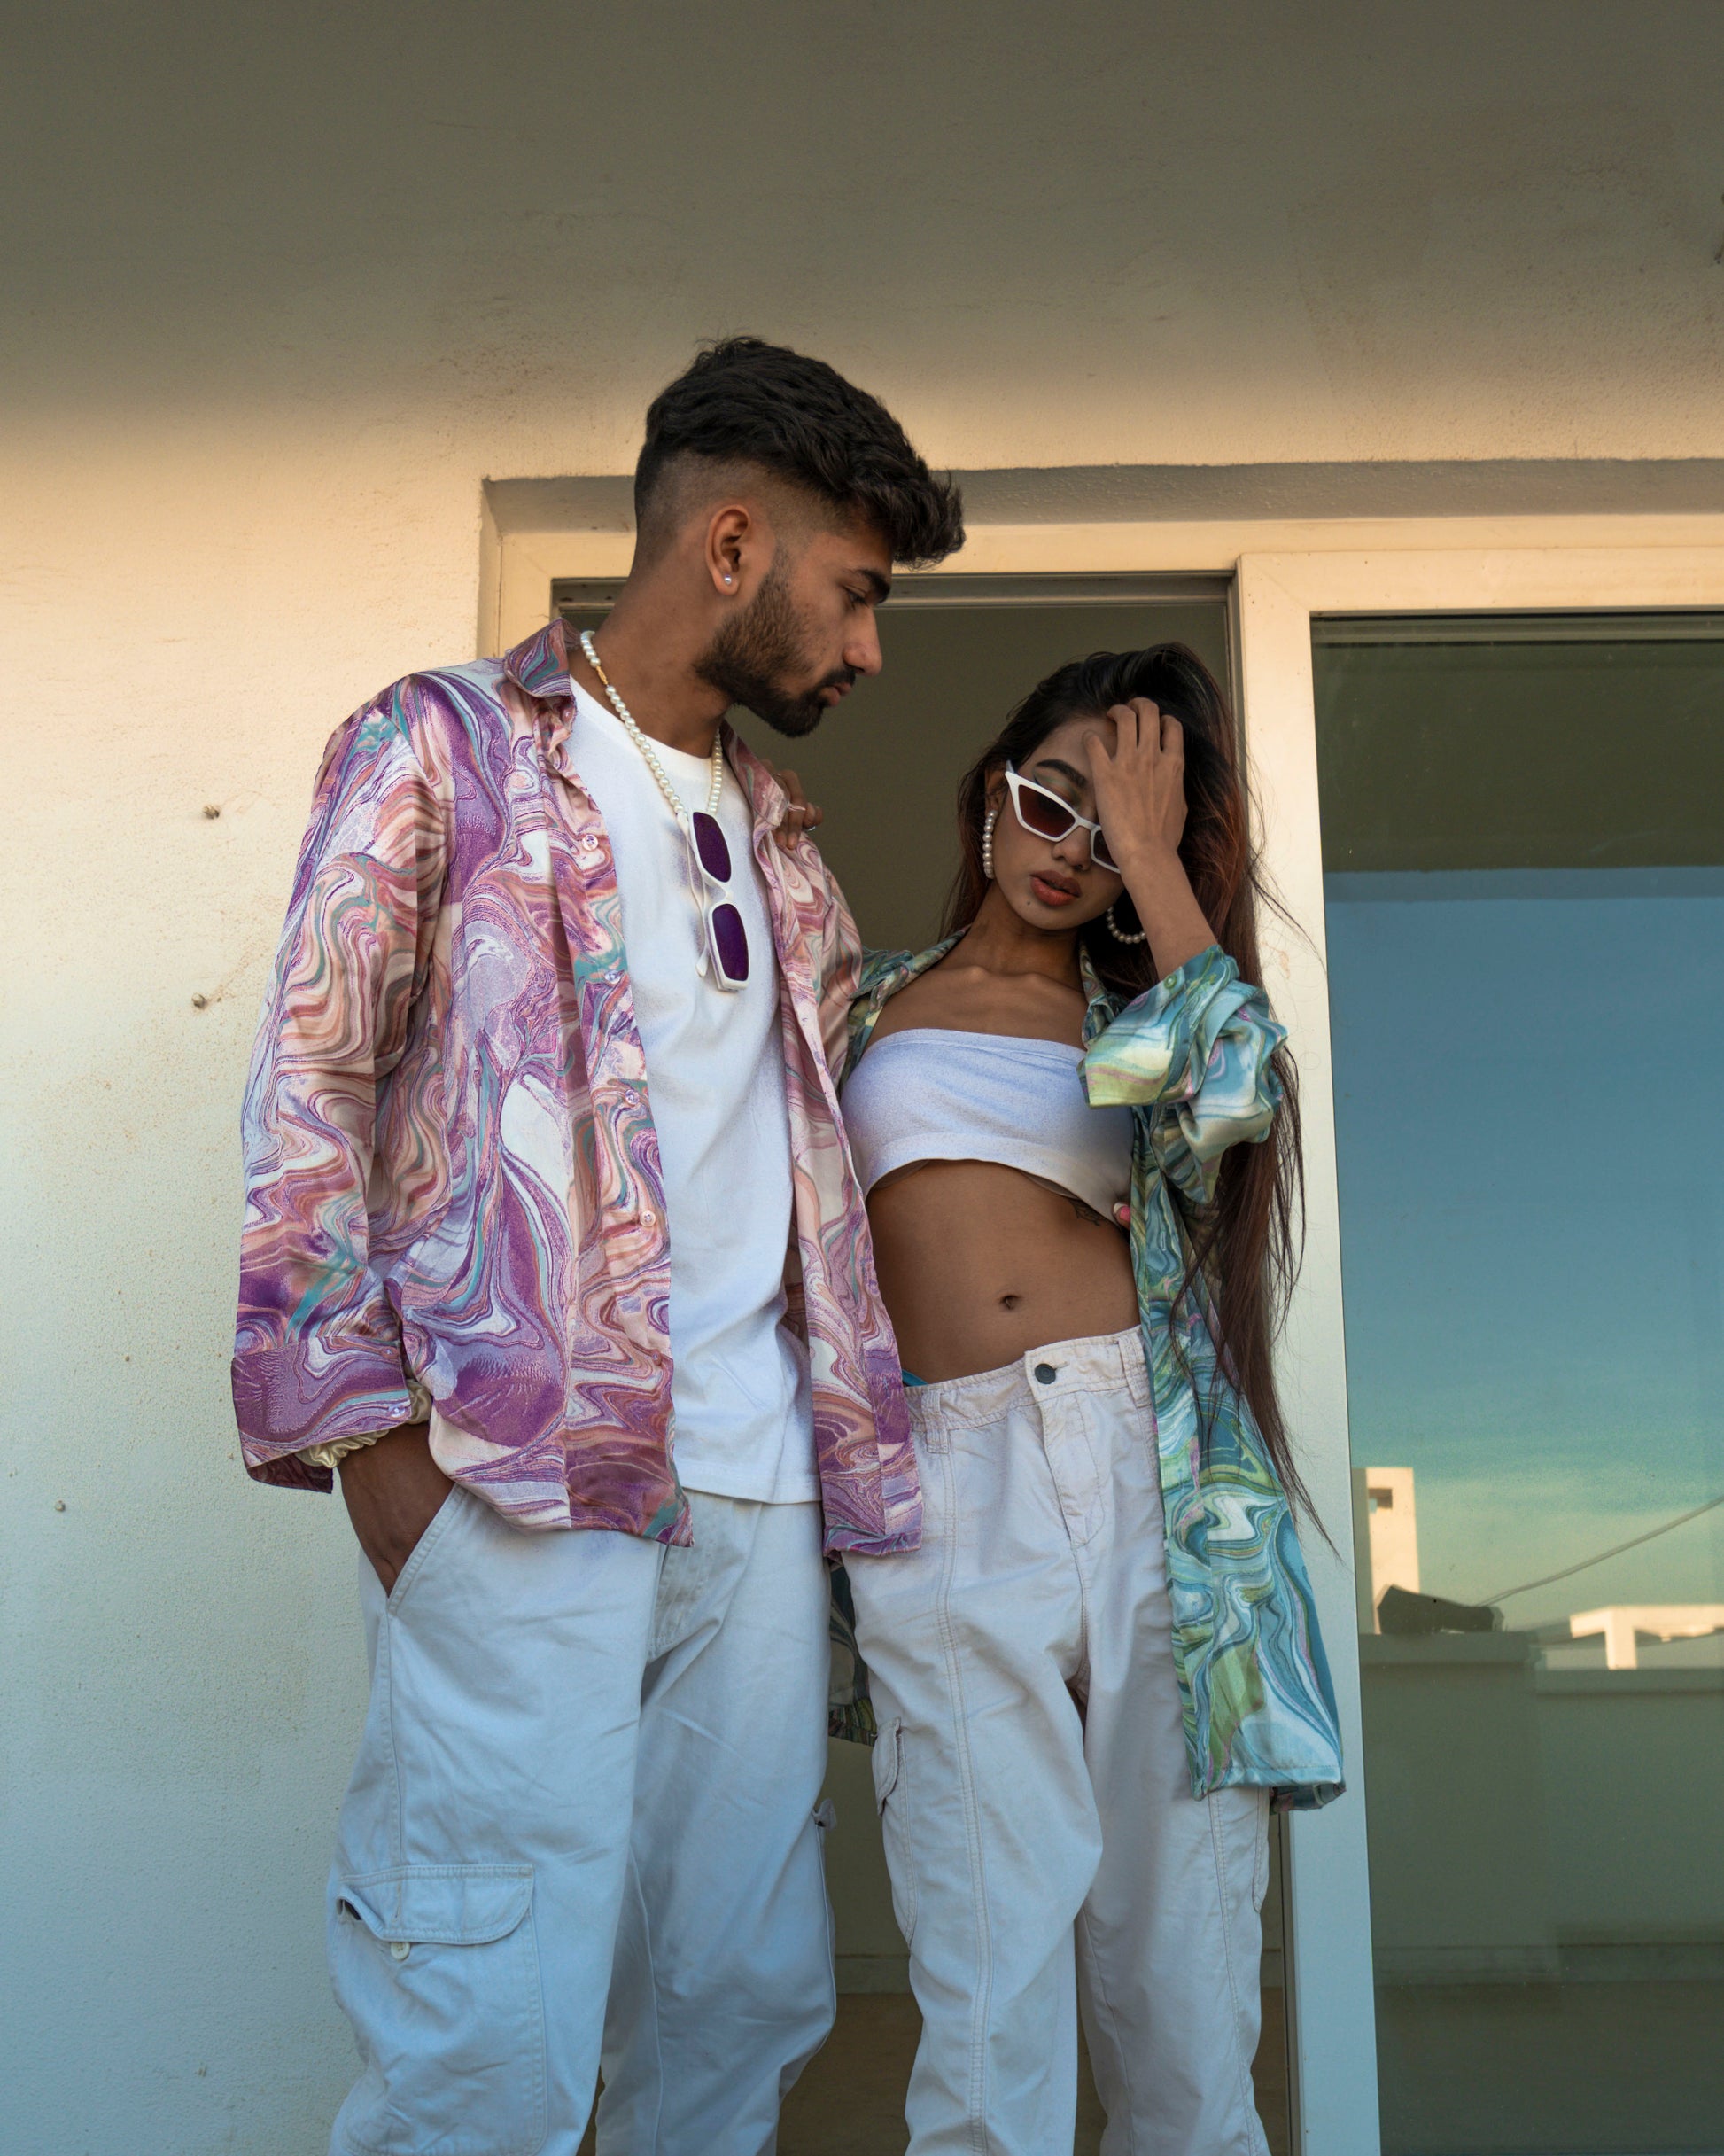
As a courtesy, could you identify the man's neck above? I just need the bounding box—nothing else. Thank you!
[567,597,729,759]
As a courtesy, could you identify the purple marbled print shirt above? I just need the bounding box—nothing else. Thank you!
[233,620,919,1553]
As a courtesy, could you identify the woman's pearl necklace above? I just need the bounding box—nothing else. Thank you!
[579,629,724,821]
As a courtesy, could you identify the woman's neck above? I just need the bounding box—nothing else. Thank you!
[956,887,1083,993]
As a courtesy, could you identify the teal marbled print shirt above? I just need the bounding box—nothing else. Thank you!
[840,938,1345,1812]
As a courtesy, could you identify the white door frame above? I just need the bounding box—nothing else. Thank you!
[492,508,1724,2156]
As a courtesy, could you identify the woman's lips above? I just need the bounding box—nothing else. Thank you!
[1030,874,1079,907]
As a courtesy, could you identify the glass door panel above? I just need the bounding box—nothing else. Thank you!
[1315,615,1724,2155]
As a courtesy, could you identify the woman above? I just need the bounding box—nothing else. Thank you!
[837,645,1344,2156]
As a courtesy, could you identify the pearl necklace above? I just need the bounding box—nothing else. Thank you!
[579,629,724,823]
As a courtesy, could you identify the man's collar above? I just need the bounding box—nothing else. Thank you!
[721,726,788,830]
[502,618,576,702]
[503,616,789,833]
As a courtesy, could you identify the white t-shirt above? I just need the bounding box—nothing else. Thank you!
[563,680,817,1505]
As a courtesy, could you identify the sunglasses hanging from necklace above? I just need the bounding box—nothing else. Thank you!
[579,630,750,991]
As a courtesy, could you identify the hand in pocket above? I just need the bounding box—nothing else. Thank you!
[338,1424,453,1593]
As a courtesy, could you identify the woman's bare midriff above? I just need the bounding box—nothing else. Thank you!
[866,1158,1139,1383]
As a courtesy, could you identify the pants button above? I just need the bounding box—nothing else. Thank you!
[1033,1362,1058,1384]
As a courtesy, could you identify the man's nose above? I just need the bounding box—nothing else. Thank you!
[845,617,884,678]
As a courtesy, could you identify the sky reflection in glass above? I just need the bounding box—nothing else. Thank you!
[1326,867,1724,1641]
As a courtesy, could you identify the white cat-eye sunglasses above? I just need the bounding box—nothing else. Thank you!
[1003,762,1122,874]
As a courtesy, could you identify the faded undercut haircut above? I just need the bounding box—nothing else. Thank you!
[633,336,965,568]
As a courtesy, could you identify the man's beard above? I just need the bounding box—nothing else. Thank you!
[693,563,857,739]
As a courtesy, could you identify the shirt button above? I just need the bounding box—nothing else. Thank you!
[1034,1362,1058,1385]
[388,1941,410,1962]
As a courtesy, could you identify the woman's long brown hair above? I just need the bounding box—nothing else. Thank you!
[939,643,1314,1519]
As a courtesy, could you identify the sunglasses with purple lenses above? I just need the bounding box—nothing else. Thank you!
[687,810,749,990]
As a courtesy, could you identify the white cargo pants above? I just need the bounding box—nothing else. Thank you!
[326,1485,834,2156]
[847,1328,1271,2156]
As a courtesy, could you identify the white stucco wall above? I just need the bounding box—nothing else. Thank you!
[4,5,1724,2149]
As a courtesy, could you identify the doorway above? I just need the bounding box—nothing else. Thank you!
[557,572,1296,2154]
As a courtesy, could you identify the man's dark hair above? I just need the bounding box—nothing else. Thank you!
[635,336,964,568]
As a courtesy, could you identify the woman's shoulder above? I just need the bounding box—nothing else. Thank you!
[849,942,950,1067]
[858,945,923,996]
[855,937,962,1007]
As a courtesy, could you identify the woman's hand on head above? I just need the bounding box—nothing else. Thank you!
[1086,698,1215,978]
[1085,698,1186,869]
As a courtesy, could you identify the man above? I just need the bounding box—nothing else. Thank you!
[234,337,964,2154]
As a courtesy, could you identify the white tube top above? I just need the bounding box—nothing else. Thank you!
[842,1027,1134,1220]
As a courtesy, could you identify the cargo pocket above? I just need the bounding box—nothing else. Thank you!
[330,1864,546,2156]
[870,1718,917,1948]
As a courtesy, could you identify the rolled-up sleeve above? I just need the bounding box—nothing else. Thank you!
[232,697,447,1486]
[1082,944,1285,1203]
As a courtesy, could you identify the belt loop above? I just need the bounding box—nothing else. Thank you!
[908,1390,948,1454]
[1125,1324,1151,1410]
